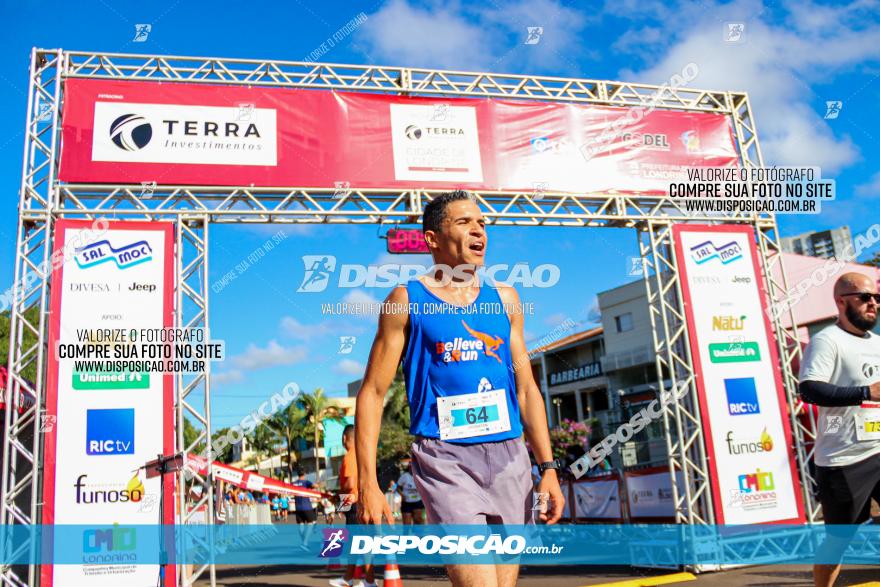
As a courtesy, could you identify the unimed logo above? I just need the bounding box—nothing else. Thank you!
[86,408,135,456]
[724,377,760,416]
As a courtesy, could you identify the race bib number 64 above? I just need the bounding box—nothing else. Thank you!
[437,389,511,441]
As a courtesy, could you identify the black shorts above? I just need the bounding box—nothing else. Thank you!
[295,509,317,523]
[344,506,358,525]
[401,500,424,514]
[816,453,880,525]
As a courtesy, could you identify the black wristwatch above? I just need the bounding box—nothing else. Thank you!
[537,459,562,474]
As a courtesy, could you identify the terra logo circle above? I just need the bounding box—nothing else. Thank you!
[110,114,153,151]
[404,124,422,140]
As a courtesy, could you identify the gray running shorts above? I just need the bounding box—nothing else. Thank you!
[410,436,534,524]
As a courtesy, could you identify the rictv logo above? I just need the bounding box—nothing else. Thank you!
[724,377,760,416]
[86,408,135,456]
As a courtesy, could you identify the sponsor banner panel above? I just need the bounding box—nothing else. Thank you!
[624,469,684,519]
[42,220,174,586]
[672,225,805,524]
[571,477,622,519]
[60,79,738,193]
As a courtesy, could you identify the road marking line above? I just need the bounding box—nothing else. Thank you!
[583,572,697,587]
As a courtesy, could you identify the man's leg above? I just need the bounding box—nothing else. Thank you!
[814,563,842,587]
[813,456,879,587]
[402,511,413,525]
[494,563,520,587]
[447,564,498,587]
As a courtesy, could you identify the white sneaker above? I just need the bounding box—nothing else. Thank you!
[328,579,352,587]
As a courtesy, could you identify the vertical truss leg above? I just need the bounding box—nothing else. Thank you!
[731,89,817,522]
[639,221,715,530]
[755,223,818,522]
[2,48,63,587]
[176,216,216,586]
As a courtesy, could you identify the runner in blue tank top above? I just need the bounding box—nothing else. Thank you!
[355,190,564,587]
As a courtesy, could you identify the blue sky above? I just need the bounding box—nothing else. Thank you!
[2,0,879,427]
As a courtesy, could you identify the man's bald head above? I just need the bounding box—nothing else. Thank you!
[833,272,879,333]
[833,273,877,298]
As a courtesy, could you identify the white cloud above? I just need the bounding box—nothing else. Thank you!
[231,340,308,370]
[359,0,589,71]
[280,316,334,339]
[334,359,366,376]
[855,171,880,198]
[543,312,568,326]
[343,289,381,305]
[613,0,878,174]
[211,370,245,385]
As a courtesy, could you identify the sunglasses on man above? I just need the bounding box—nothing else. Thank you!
[840,292,880,304]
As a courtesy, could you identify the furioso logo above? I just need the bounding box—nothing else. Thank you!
[690,240,743,265]
[74,473,144,504]
[434,320,504,364]
[109,114,153,151]
[75,239,153,270]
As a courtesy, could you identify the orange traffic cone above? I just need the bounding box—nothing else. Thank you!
[383,560,403,587]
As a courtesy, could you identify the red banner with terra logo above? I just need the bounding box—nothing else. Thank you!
[59,78,738,192]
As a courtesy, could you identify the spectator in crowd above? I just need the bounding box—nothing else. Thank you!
[279,495,289,521]
[396,457,425,525]
[292,470,317,550]
[271,494,280,520]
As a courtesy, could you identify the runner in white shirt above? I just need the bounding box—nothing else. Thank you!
[798,272,880,587]
[395,457,425,525]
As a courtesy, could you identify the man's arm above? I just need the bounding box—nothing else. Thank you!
[499,285,565,524]
[799,380,876,406]
[798,334,880,405]
[355,286,409,523]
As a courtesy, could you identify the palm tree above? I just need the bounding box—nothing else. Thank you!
[267,402,308,482]
[247,422,278,477]
[297,388,346,483]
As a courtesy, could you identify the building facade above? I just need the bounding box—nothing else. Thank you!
[781,226,853,259]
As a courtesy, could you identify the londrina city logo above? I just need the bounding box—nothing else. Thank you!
[319,528,348,558]
[86,408,135,456]
[82,523,137,564]
[110,114,153,151]
[689,240,743,265]
[724,377,760,416]
[75,239,153,270]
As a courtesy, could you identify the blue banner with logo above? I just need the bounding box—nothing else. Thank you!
[3,524,880,566]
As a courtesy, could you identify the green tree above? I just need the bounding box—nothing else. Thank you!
[863,250,880,267]
[247,422,278,476]
[182,417,203,454]
[268,401,309,481]
[297,388,346,482]
[210,427,234,463]
[377,375,414,462]
[0,306,42,384]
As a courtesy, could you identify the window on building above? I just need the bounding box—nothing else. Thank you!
[615,313,633,333]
